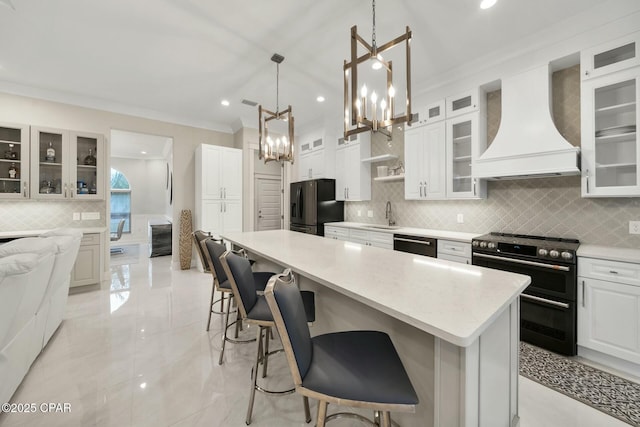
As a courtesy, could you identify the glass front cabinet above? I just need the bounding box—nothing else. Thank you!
[581,69,640,197]
[30,127,105,200]
[0,122,30,199]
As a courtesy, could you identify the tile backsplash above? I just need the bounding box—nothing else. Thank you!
[0,200,106,231]
[345,65,640,249]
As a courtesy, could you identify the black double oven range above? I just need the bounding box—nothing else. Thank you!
[471,233,579,356]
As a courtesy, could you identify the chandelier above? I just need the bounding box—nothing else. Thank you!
[258,53,294,164]
[344,0,412,139]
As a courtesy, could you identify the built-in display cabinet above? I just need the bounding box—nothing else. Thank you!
[195,144,243,236]
[335,133,371,201]
[581,67,639,197]
[0,122,29,199]
[445,88,480,118]
[578,257,640,365]
[297,133,335,181]
[446,112,487,199]
[30,127,105,200]
[581,32,640,80]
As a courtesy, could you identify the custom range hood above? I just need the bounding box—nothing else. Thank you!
[474,64,580,180]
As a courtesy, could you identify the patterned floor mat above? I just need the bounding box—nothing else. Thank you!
[520,342,640,426]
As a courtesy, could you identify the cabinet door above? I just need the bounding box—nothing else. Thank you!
[446,89,479,118]
[424,122,446,199]
[201,145,222,199]
[581,70,640,197]
[345,143,371,201]
[221,148,242,200]
[578,277,640,364]
[298,152,312,181]
[404,127,422,200]
[30,127,70,200]
[70,131,105,200]
[581,32,640,80]
[310,149,324,178]
[222,200,243,233]
[201,200,223,235]
[71,243,100,287]
[335,148,347,201]
[446,113,485,199]
[0,122,30,199]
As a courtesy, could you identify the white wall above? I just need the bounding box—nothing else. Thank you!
[111,157,168,244]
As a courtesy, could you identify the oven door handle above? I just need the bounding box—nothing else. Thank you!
[521,293,570,309]
[473,252,570,272]
[394,237,431,246]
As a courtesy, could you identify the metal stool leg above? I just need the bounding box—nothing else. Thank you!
[218,294,232,365]
[246,326,264,425]
[262,326,270,378]
[316,401,328,427]
[206,285,216,332]
[303,396,311,423]
[381,412,391,427]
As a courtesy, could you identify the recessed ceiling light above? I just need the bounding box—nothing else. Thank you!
[480,0,497,9]
[221,99,230,107]
[316,96,325,103]
[140,151,147,155]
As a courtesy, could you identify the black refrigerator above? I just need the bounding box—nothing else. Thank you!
[290,179,344,236]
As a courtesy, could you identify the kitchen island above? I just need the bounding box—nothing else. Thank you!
[221,230,530,427]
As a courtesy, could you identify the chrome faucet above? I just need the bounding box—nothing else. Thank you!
[385,201,395,226]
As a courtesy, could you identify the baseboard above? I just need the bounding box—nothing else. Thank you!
[577,346,640,382]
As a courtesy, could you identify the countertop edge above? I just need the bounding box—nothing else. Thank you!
[0,227,108,239]
[325,222,481,243]
[577,244,640,264]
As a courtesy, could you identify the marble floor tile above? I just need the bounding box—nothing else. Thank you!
[0,244,633,427]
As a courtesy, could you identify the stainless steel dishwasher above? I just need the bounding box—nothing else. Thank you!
[393,234,437,257]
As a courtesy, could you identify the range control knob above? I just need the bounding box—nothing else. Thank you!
[561,251,573,260]
[488,242,497,249]
[538,248,548,257]
[479,241,487,248]
[472,241,479,247]
[549,250,560,258]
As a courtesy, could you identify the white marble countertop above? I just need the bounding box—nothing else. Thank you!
[325,221,481,243]
[221,230,530,347]
[578,244,640,264]
[0,227,108,239]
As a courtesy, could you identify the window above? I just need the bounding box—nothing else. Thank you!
[110,168,131,233]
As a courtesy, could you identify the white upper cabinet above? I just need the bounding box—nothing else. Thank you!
[581,67,640,197]
[297,132,335,181]
[581,32,640,81]
[446,88,480,118]
[335,133,371,201]
[446,112,487,199]
[404,121,446,200]
[0,122,30,199]
[412,99,446,128]
[30,126,105,200]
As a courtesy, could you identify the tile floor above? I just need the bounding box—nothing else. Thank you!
[0,244,633,427]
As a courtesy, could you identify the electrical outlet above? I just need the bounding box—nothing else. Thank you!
[630,221,640,235]
[457,213,464,224]
[367,210,373,218]
[357,210,362,217]
[72,212,80,221]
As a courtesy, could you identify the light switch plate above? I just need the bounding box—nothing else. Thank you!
[367,210,373,218]
[72,212,81,221]
[630,221,640,235]
[357,210,362,217]
[457,213,464,223]
[81,212,100,220]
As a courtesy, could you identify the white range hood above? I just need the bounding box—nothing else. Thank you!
[474,64,581,180]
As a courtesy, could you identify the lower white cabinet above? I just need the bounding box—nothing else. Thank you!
[437,239,471,264]
[324,226,349,241]
[578,257,640,364]
[324,226,392,250]
[71,233,101,287]
[201,200,243,236]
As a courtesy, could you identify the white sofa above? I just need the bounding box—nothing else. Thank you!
[0,229,82,404]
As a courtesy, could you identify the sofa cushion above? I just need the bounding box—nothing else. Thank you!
[0,253,40,279]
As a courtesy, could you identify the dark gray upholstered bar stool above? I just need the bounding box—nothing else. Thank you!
[193,231,227,317]
[221,251,316,426]
[265,271,419,427]
[201,238,275,365]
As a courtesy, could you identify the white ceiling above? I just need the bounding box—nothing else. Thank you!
[0,0,624,135]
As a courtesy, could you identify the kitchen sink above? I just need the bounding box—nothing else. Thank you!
[363,225,401,230]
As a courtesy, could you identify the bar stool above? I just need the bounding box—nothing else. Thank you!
[264,271,419,427]
[193,231,227,318]
[201,238,275,364]
[221,251,315,425]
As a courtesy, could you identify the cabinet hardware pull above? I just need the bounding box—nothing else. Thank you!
[220,203,222,213]
[394,237,431,246]
[609,270,618,274]
[23,182,27,198]
[585,170,590,193]
[70,184,74,198]
[473,252,570,271]
[521,293,570,309]
[581,280,585,307]
[64,183,68,198]
[473,179,476,196]
[419,182,422,198]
